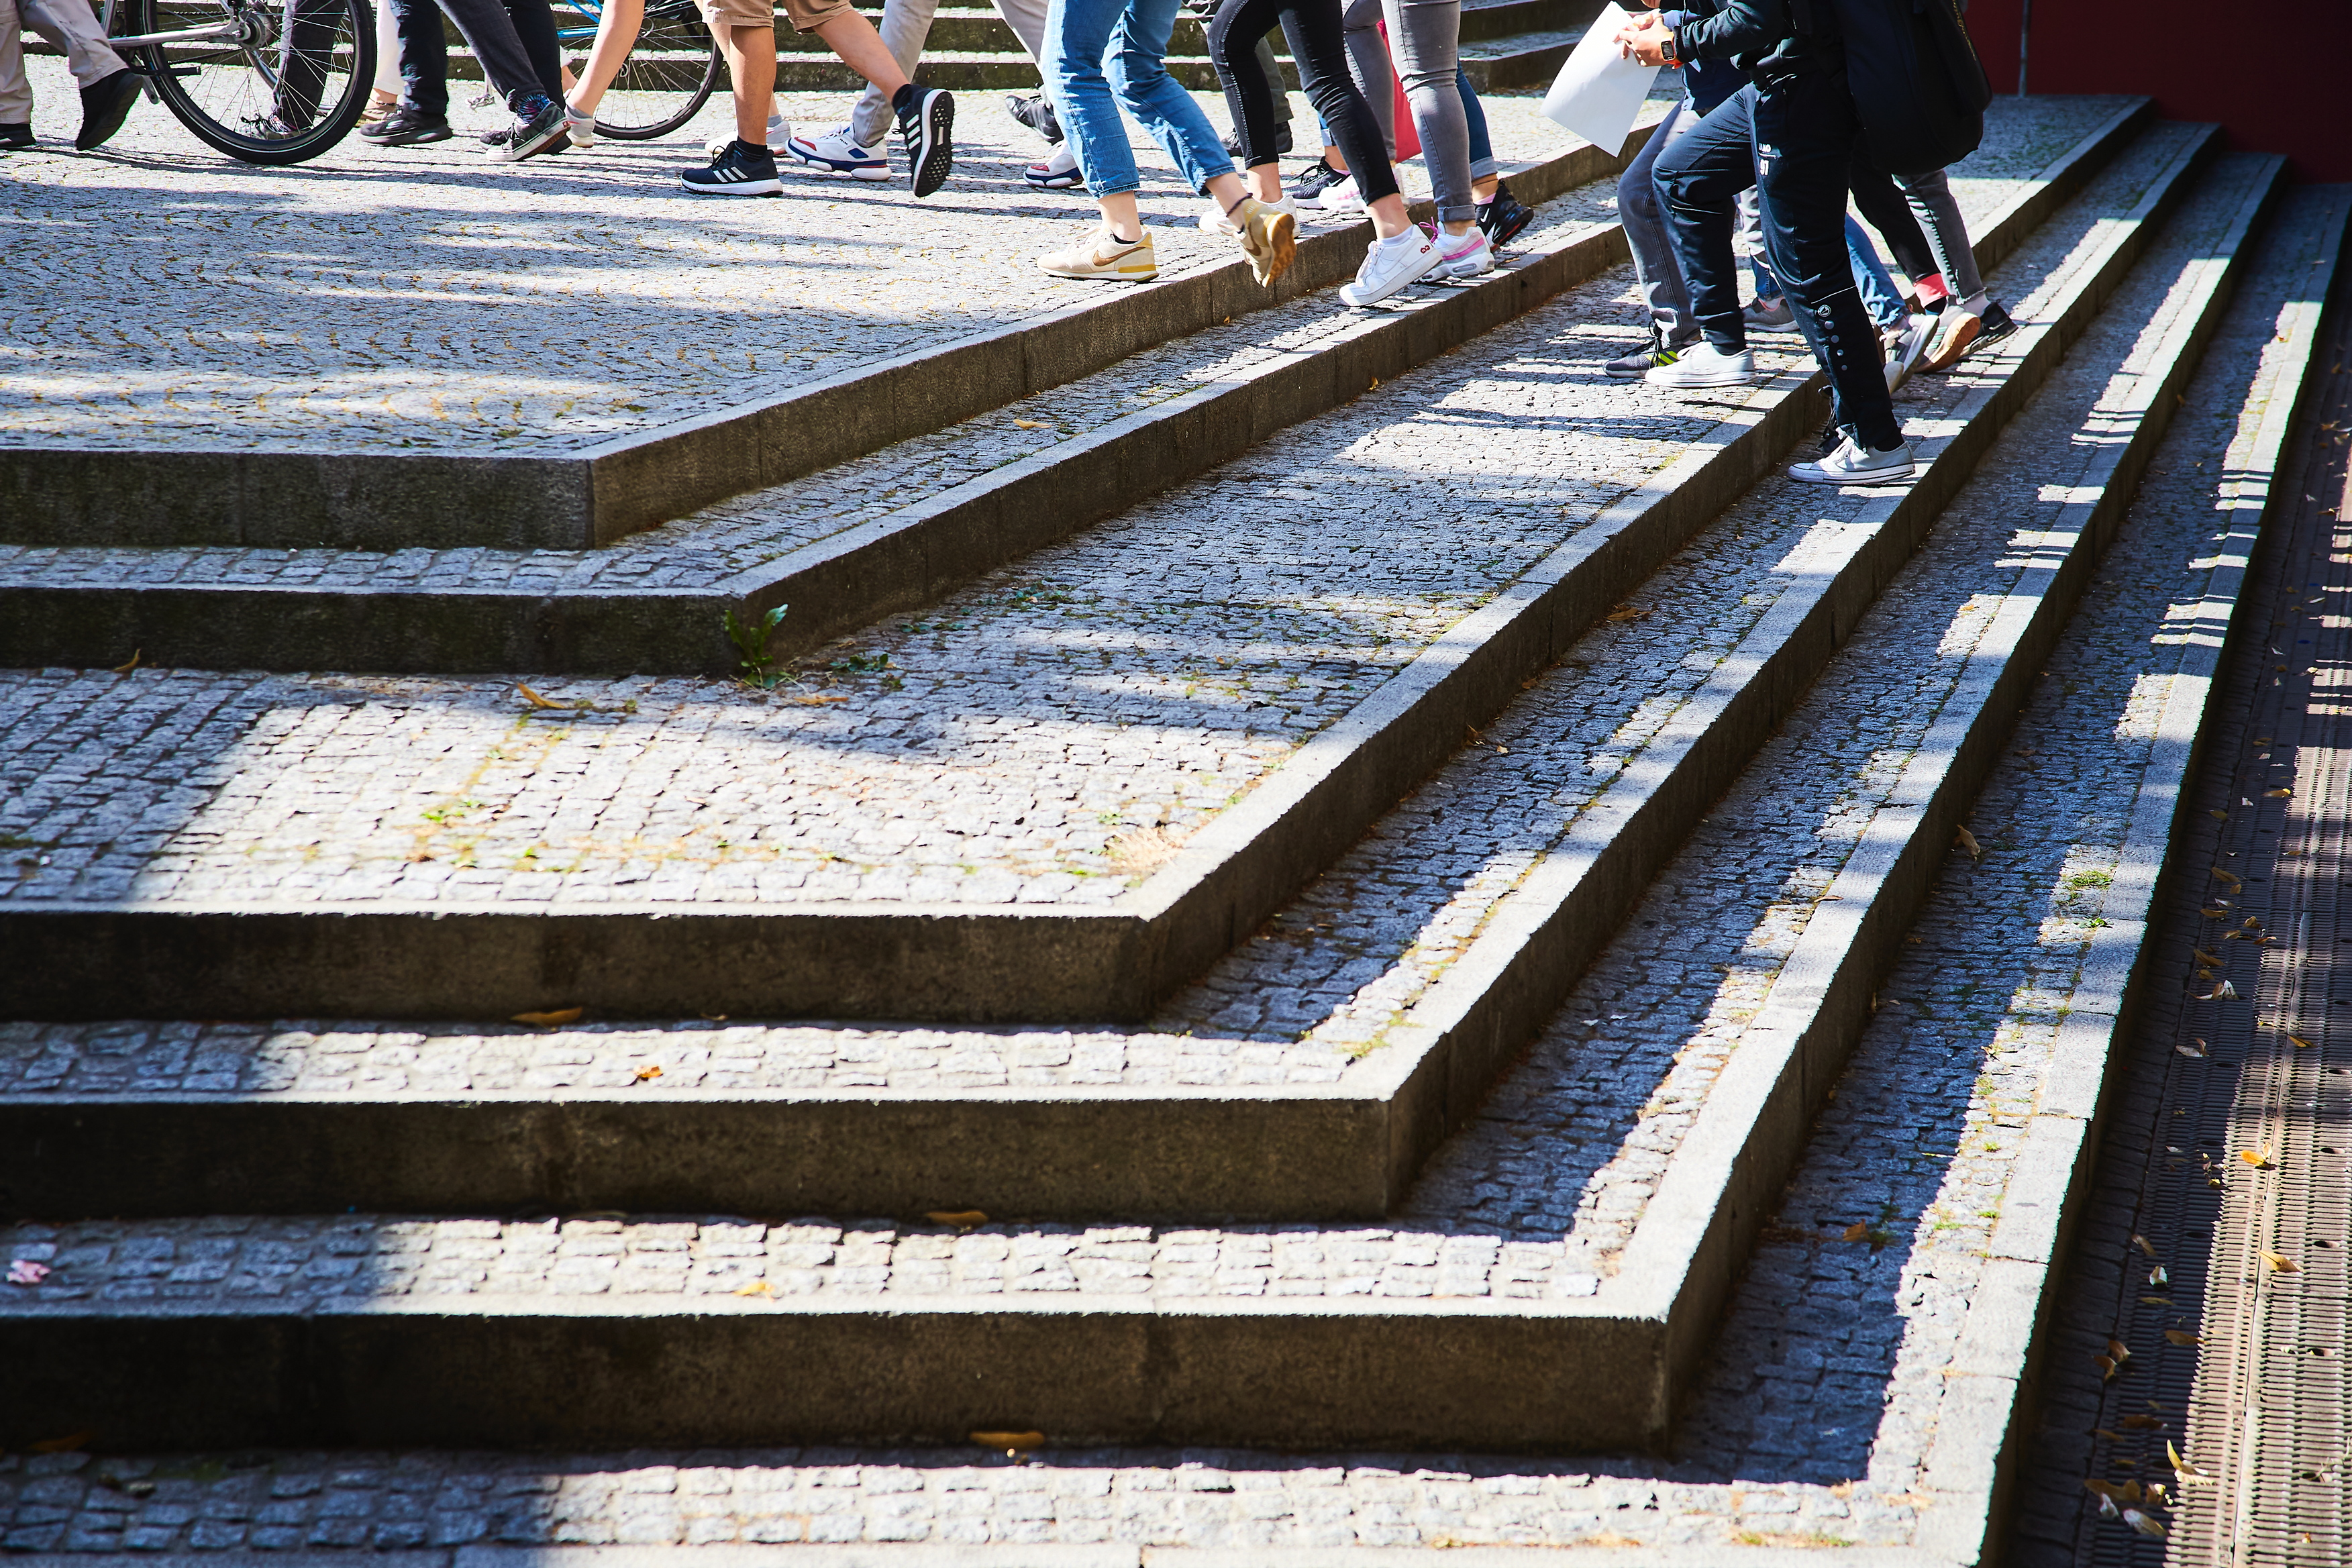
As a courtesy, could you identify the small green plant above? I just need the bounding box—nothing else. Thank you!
[725,603,790,689]
[829,651,891,675]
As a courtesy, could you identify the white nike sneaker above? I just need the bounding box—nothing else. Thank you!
[1788,434,1916,486]
[1339,226,1437,307]
[1645,340,1759,387]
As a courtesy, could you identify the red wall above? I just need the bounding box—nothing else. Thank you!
[1962,0,2352,182]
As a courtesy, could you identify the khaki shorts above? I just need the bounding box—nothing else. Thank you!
[701,0,847,34]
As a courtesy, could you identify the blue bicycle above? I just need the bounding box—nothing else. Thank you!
[554,0,718,140]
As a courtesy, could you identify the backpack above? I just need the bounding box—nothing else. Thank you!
[1821,0,1992,173]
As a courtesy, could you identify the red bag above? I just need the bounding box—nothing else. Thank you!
[1376,18,1420,162]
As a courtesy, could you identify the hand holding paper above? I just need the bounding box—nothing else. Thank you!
[1540,0,1661,158]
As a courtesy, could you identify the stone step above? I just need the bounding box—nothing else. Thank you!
[0,107,2147,1034]
[1,116,2217,1219]
[0,149,2314,1457]
[0,95,2126,682]
[0,101,1636,560]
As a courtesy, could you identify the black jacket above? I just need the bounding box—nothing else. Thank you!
[1668,0,1842,83]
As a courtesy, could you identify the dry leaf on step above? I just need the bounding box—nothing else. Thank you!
[2133,1234,2159,1258]
[2261,1250,2300,1273]
[792,694,850,707]
[511,1007,584,1027]
[2192,949,2223,965]
[2083,1479,2140,1503]
[2240,1148,2274,1168]
[2148,1265,2168,1286]
[2210,868,2241,885]
[2164,1329,2202,1347]
[2169,1442,2215,1483]
[1955,826,1982,860]
[1842,1222,1871,1242]
[2265,788,2292,797]
[2289,1034,2316,1051]
[1012,419,1051,429]
[733,1280,775,1298]
[927,1210,989,1229]
[2176,1040,2208,1058]
[2123,1509,2168,1539]
[1604,605,1650,623]
[2108,1338,2133,1365]
[516,683,563,710]
[970,1430,1044,1451]
[632,1065,662,1082]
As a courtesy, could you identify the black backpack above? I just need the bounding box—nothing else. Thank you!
[1817,0,1993,174]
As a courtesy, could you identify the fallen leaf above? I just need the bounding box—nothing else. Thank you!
[1604,605,1650,623]
[2121,1414,2166,1430]
[792,694,851,707]
[2149,1265,2169,1286]
[111,649,142,675]
[2141,1296,2175,1307]
[2241,1148,2274,1168]
[2265,788,2292,798]
[927,1210,989,1229]
[2192,949,2224,966]
[632,1065,662,1082]
[2208,808,2229,821]
[516,683,563,710]
[1011,419,1051,429]
[2144,1483,2169,1506]
[2123,1508,2168,1539]
[2084,1479,2141,1504]
[2133,1235,2159,1258]
[511,1007,584,1027]
[2095,1428,2131,1442]
[2096,1355,2119,1381]
[29,1431,94,1454]
[732,1280,775,1298]
[2176,1041,2208,1059]
[970,1430,1044,1451]
[1842,1222,1872,1242]
[2289,1034,2316,1051]
[6,1259,52,1285]
[2242,916,2263,930]
[2210,868,2241,885]
[2261,1250,2300,1273]
[2109,1337,2133,1364]
[2164,1329,2202,1347]
[2169,1442,2215,1483]
[2202,981,2240,1000]
[1955,825,1982,860]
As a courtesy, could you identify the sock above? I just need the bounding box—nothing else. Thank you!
[768,113,786,135]
[1959,289,1990,317]
[1375,227,1422,250]
[564,99,591,121]
[737,138,768,158]
[892,83,919,116]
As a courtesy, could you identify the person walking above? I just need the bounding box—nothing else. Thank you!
[0,0,144,150]
[1339,0,1489,277]
[1621,0,1914,485]
[1203,0,1432,304]
[362,0,567,155]
[1605,30,1745,378]
[797,0,1051,186]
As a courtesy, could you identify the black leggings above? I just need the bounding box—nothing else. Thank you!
[1847,154,1936,284]
[1206,0,1396,205]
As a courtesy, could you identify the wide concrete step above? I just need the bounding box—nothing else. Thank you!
[1,117,2225,1219]
[0,107,2149,1034]
[4,152,2321,1457]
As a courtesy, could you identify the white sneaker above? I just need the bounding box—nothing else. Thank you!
[1645,340,1759,387]
[1025,142,1082,189]
[1305,174,1364,215]
[706,113,788,159]
[1884,313,1936,394]
[1425,225,1493,280]
[786,123,888,180]
[1339,227,1437,307]
[563,103,596,150]
[1788,434,1915,486]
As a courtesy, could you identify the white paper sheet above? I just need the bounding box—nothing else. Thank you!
[1540,1,1661,157]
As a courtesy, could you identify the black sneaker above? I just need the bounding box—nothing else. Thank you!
[1974,299,2016,348]
[1221,120,1291,161]
[361,103,453,144]
[0,122,34,150]
[681,138,781,195]
[1286,156,1344,204]
[1476,180,1534,249]
[897,85,954,199]
[482,93,565,162]
[1005,92,1060,145]
[75,67,143,151]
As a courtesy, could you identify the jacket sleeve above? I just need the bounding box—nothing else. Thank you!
[1671,0,1788,61]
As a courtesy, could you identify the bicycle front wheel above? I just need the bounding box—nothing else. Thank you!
[127,0,374,164]
[589,0,720,140]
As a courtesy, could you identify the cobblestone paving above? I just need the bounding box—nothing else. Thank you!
[0,167,2294,1547]
[0,146,2243,1305]
[0,61,1577,460]
[0,122,2197,1095]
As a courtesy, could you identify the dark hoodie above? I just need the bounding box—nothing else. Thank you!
[1666,0,1843,84]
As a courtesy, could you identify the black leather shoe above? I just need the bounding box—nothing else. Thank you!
[76,67,144,150]
[0,121,34,150]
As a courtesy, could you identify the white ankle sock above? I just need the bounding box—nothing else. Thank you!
[1959,289,1990,317]
[1376,227,1423,250]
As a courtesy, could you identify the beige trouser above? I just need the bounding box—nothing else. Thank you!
[0,0,127,121]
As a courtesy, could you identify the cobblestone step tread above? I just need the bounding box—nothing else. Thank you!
[0,93,1676,556]
[0,148,2294,1462]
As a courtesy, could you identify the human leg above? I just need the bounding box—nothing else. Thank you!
[991,0,1048,56]
[1896,166,1985,307]
[1753,70,1904,465]
[1650,83,1755,352]
[1846,154,1935,282]
[434,0,556,109]
[502,0,567,99]
[849,0,940,149]
[1617,95,1696,345]
[564,0,642,116]
[19,0,142,146]
[0,0,32,127]
[1845,215,1906,332]
[1382,0,1469,225]
[1206,0,1293,190]
[372,0,403,99]
[1272,0,1396,217]
[1337,0,1393,158]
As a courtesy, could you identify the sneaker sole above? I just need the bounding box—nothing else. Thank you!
[1916,318,1982,373]
[1037,264,1158,282]
[366,126,454,145]
[1788,463,1915,486]
[1645,370,1763,388]
[680,176,782,195]
[1339,255,1433,309]
[786,148,890,180]
[1243,209,1296,286]
[1025,172,1084,190]
[909,91,955,199]
[490,120,566,163]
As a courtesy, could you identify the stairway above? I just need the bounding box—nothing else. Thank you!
[4,93,2348,1540]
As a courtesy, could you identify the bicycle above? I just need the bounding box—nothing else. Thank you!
[552,0,719,141]
[98,0,376,163]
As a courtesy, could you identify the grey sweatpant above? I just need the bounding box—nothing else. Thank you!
[1339,0,1470,223]
[848,0,1052,147]
[1617,95,1702,344]
[1896,166,1984,303]
[0,0,127,121]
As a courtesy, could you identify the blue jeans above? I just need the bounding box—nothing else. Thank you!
[1845,217,1907,331]
[1047,0,1233,199]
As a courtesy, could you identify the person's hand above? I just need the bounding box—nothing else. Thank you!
[1613,10,1674,64]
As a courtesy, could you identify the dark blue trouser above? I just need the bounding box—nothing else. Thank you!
[392,0,562,116]
[1653,74,1902,453]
